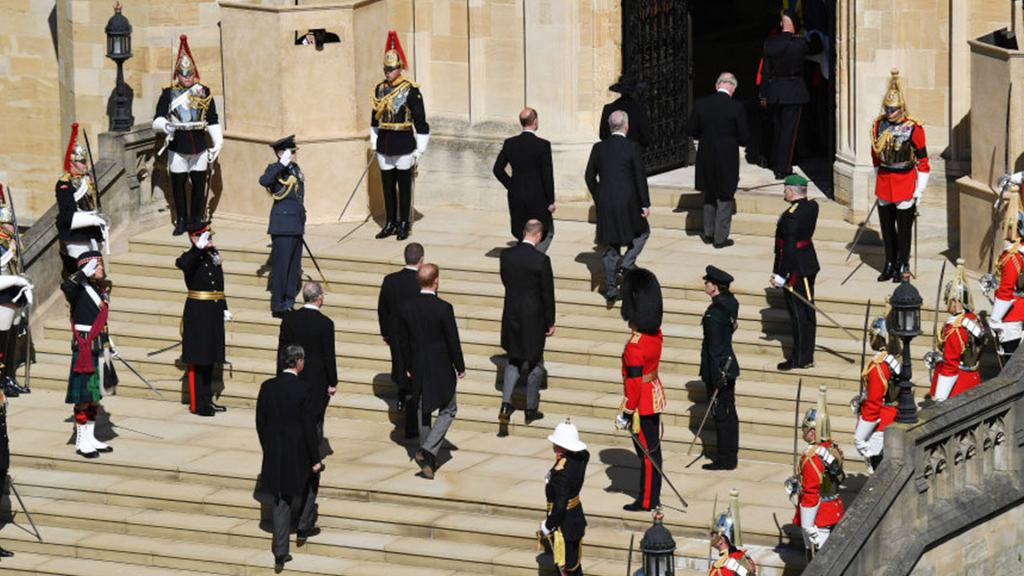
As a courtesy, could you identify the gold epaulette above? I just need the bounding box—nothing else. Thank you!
[788,203,799,213]
[58,173,74,183]
[629,332,642,344]
[554,458,567,471]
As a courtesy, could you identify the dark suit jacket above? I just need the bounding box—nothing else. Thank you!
[687,91,750,200]
[500,242,555,363]
[773,198,820,278]
[584,135,650,245]
[277,306,337,414]
[397,292,465,413]
[760,32,810,105]
[378,267,421,388]
[256,371,319,497]
[493,131,555,240]
[599,96,652,149]
[259,162,306,236]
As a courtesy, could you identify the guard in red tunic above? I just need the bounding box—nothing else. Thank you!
[614,268,667,512]
[708,489,757,576]
[982,187,1024,360]
[785,384,844,556]
[852,317,900,473]
[928,258,986,402]
[871,69,930,282]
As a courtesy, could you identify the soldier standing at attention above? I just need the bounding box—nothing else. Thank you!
[700,265,740,471]
[538,420,589,576]
[770,174,819,370]
[259,136,306,318]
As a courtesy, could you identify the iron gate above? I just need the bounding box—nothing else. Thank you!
[621,0,692,175]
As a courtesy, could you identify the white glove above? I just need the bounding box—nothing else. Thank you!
[913,171,930,203]
[412,149,423,162]
[933,374,956,401]
[615,413,630,430]
[992,298,1013,323]
[1012,171,1024,185]
[772,274,786,288]
[14,275,31,288]
[196,231,211,250]
[802,525,822,549]
[279,149,292,167]
[415,132,430,157]
[153,117,175,135]
[369,127,379,152]
[799,504,819,533]
[539,520,551,537]
[223,309,233,322]
[82,259,99,278]
[70,211,106,230]
[853,417,879,457]
[74,177,91,202]
[21,287,32,308]
[207,124,224,163]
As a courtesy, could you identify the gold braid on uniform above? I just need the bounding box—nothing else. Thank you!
[372,78,418,121]
[869,116,921,158]
[267,175,298,201]
[997,240,1023,283]
[166,81,214,123]
[938,314,966,346]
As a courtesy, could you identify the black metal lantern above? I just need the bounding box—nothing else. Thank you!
[104,2,134,131]
[639,512,675,576]
[890,276,923,424]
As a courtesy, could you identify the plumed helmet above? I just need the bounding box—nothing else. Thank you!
[383,31,407,73]
[620,268,662,335]
[64,122,87,172]
[999,186,1024,241]
[882,69,908,115]
[174,34,200,81]
[801,384,832,443]
[868,317,887,351]
[710,488,744,548]
[943,258,973,312]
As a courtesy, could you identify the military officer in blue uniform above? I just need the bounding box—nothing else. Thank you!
[259,135,306,317]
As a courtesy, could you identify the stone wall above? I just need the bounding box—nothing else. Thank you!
[909,502,1024,575]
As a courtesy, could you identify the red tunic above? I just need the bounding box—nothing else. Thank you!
[928,313,983,398]
[996,246,1024,322]
[861,353,898,432]
[871,118,929,203]
[793,440,844,528]
[621,330,666,416]
[709,550,758,576]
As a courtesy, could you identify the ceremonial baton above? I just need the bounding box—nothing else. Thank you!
[7,476,42,542]
[845,199,878,263]
[301,239,331,289]
[338,155,376,221]
[622,427,688,509]
[147,340,182,357]
[687,357,732,456]
[858,300,872,398]
[781,284,860,343]
[6,184,31,391]
[114,354,166,400]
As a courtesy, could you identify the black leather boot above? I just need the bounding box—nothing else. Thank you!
[375,221,397,239]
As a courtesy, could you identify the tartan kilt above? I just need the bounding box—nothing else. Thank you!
[66,333,118,404]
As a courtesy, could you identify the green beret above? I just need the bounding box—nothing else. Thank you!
[784,174,809,187]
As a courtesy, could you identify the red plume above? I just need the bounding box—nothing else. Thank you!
[174,34,200,81]
[385,30,408,70]
[64,122,80,172]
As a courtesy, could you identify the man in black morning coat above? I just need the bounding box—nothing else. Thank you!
[258,135,306,317]
[688,72,751,248]
[498,219,555,425]
[256,344,322,569]
[599,74,652,149]
[377,242,424,438]
[278,281,337,443]
[492,108,556,253]
[585,110,651,304]
[397,264,466,480]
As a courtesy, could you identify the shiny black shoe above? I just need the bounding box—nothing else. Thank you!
[877,261,895,282]
[713,239,735,249]
[396,222,411,241]
[1,382,18,398]
[622,501,651,512]
[498,402,514,423]
[702,461,735,471]
[274,553,292,571]
[209,403,227,413]
[0,546,14,558]
[7,377,28,394]
[172,218,186,236]
[524,409,544,424]
[375,221,397,239]
[415,449,435,479]
[194,408,216,417]
[297,526,321,545]
[893,261,910,283]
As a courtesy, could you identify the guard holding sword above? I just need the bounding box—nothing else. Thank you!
[701,266,740,471]
[153,34,223,236]
[538,420,589,576]
[615,268,667,512]
[770,174,819,370]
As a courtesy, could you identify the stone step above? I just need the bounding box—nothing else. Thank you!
[646,185,849,221]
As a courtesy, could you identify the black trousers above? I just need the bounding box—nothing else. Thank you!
[634,413,661,509]
[270,235,303,313]
[187,363,213,413]
[877,203,915,264]
[771,104,803,176]
[381,168,414,223]
[560,537,583,576]
[170,170,208,223]
[784,275,816,365]
[706,379,739,467]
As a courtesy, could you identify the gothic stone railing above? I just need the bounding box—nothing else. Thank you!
[804,349,1024,576]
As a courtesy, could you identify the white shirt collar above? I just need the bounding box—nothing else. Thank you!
[284,369,299,376]
[404,265,419,271]
[612,131,627,137]
[302,303,319,311]
[421,289,436,295]
[523,239,536,247]
[522,128,536,134]
[717,88,732,96]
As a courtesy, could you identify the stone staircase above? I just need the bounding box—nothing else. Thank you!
[0,182,969,576]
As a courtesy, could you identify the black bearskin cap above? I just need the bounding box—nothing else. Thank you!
[620,268,662,334]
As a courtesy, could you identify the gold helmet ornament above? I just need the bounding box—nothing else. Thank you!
[382,31,408,74]
[63,122,87,173]
[801,384,832,443]
[882,69,907,116]
[174,34,199,81]
[943,258,974,312]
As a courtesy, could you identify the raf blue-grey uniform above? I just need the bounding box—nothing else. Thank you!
[259,136,306,315]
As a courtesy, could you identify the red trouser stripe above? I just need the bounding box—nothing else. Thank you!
[638,426,653,509]
[188,364,196,413]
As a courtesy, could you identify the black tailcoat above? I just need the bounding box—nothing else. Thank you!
[492,131,555,240]
[584,135,650,245]
[277,306,337,415]
[500,242,555,362]
[377,267,421,387]
[688,91,750,201]
[256,371,319,497]
[397,292,465,414]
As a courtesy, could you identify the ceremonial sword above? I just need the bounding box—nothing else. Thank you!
[687,357,732,456]
[858,300,872,398]
[7,476,41,542]
[781,284,860,343]
[620,425,688,509]
[147,340,182,357]
[338,155,377,221]
[845,199,878,263]
[114,354,166,400]
[301,239,331,289]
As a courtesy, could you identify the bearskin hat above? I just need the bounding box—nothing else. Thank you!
[620,268,662,335]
